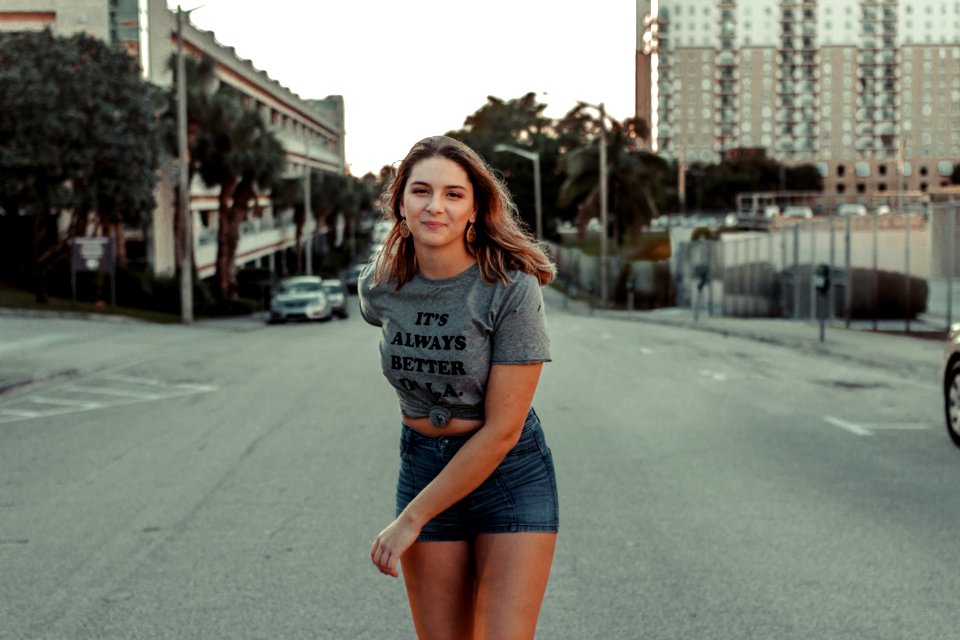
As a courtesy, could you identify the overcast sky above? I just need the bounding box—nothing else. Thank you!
[176,1,638,176]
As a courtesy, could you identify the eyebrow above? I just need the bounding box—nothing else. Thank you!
[409,180,467,191]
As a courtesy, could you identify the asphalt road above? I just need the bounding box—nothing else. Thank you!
[1,295,956,639]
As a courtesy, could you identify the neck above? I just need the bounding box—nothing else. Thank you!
[415,245,476,280]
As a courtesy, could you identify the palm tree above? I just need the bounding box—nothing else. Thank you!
[192,92,284,300]
[557,109,666,249]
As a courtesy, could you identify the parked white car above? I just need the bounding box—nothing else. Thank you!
[836,203,868,217]
[783,205,814,219]
[322,278,349,319]
[268,276,332,323]
[944,324,960,447]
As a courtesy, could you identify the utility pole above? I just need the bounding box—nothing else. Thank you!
[176,6,193,323]
[579,100,609,307]
[492,144,543,240]
[599,102,608,307]
[304,133,312,275]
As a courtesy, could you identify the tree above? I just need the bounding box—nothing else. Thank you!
[445,93,568,238]
[0,30,162,301]
[556,106,664,246]
[160,59,286,301]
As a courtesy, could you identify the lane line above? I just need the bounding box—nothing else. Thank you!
[29,397,104,409]
[63,386,163,400]
[0,334,68,355]
[824,415,873,436]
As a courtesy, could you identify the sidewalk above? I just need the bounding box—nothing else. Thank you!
[542,285,948,386]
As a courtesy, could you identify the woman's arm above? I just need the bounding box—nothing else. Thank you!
[370,362,543,577]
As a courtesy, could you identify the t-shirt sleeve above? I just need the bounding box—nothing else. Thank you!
[357,264,382,327]
[491,274,551,364]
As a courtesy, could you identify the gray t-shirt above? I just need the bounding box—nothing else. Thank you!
[358,263,550,426]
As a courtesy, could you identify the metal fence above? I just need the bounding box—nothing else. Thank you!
[675,200,959,330]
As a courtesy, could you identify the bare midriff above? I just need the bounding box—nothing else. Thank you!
[403,415,484,437]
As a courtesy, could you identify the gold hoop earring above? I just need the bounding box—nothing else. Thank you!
[465,222,477,245]
[399,218,411,239]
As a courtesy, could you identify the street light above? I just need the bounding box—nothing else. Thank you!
[492,144,543,240]
[577,100,609,307]
[176,4,205,323]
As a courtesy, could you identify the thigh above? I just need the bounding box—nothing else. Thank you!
[473,532,557,640]
[401,540,475,640]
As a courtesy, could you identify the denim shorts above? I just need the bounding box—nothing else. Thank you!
[397,408,559,541]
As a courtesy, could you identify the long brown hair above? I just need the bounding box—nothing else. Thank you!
[371,135,555,288]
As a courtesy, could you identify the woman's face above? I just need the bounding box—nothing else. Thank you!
[400,156,477,256]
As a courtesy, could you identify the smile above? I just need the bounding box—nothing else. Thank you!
[422,222,445,230]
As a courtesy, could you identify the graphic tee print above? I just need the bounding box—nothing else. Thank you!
[359,263,550,425]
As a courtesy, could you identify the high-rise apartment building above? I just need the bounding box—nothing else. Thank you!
[637,0,960,198]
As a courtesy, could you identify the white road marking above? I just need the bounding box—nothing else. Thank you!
[29,396,104,409]
[63,385,163,400]
[824,416,873,436]
[824,416,929,437]
[0,375,218,425]
[0,409,44,418]
[699,369,727,381]
[0,334,68,355]
[639,347,653,355]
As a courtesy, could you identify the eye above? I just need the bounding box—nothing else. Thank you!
[411,187,428,195]
[447,192,463,199]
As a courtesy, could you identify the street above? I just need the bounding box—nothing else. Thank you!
[1,293,957,640]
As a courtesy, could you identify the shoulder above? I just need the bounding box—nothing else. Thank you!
[491,270,545,317]
[358,262,386,326]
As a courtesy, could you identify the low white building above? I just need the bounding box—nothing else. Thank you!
[1,0,346,279]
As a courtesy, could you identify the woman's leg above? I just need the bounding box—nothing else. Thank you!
[401,540,475,640]
[473,532,557,640]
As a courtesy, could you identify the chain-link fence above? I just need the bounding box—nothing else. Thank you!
[674,199,959,330]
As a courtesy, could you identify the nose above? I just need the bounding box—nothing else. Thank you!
[427,193,444,214]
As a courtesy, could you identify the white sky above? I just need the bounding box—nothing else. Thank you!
[176,1,638,177]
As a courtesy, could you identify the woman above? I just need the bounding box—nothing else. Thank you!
[358,135,558,639]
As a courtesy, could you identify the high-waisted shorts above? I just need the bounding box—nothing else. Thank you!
[397,408,559,541]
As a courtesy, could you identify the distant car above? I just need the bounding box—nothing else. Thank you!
[267,276,331,323]
[836,203,868,217]
[783,205,814,219]
[763,205,781,219]
[322,278,349,319]
[875,204,892,216]
[344,263,365,294]
[944,325,960,447]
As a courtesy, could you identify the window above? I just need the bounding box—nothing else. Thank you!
[838,164,846,177]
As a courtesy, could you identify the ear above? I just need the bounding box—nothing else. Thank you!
[470,211,477,224]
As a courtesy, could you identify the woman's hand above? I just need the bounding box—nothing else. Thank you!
[370,514,421,577]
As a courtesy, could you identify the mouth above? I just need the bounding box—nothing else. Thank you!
[422,221,445,231]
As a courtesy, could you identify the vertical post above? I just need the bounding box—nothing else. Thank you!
[809,220,817,320]
[844,213,852,329]
[304,135,312,276]
[948,202,956,330]
[905,206,911,333]
[829,212,836,321]
[792,225,800,319]
[872,204,879,330]
[176,6,193,324]
[532,153,543,240]
[599,103,608,308]
[678,146,687,215]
